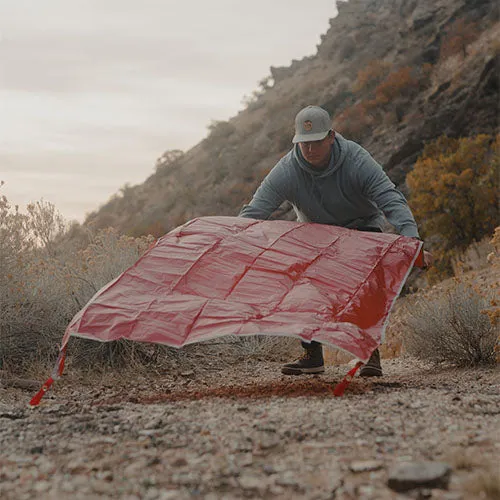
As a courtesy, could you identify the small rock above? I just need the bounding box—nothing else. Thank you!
[417,489,433,499]
[440,492,463,500]
[33,480,51,493]
[387,461,452,492]
[171,471,200,486]
[0,411,26,420]
[262,464,276,475]
[268,484,285,495]
[144,488,160,500]
[144,418,163,430]
[349,460,384,473]
[139,429,159,436]
[235,453,253,467]
[238,474,263,491]
[276,471,299,488]
[66,460,88,474]
[92,479,116,494]
[147,456,161,466]
[357,485,375,496]
[258,433,280,450]
[97,470,114,481]
[171,457,188,467]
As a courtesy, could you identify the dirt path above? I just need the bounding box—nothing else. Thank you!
[1,358,499,499]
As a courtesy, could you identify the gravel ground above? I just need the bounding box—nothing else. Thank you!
[1,357,499,500]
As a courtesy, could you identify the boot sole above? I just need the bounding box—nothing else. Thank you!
[359,366,383,377]
[281,366,325,375]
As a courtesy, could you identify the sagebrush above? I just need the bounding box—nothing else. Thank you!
[0,187,159,373]
[402,280,498,366]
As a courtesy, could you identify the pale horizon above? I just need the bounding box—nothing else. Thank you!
[1,0,339,223]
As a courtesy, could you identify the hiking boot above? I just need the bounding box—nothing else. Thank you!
[281,341,325,375]
[359,348,383,377]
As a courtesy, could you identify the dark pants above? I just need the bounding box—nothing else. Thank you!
[303,225,382,351]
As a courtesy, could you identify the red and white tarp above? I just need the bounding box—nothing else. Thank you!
[60,216,423,362]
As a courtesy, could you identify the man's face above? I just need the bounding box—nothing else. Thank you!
[298,131,335,168]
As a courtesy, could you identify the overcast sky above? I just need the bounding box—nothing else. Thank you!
[1,0,339,222]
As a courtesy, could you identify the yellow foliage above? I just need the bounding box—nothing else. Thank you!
[407,134,499,276]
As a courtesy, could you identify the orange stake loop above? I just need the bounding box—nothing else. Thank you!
[29,377,54,406]
[332,361,363,397]
[29,345,68,407]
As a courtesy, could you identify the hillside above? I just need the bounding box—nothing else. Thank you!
[84,0,499,237]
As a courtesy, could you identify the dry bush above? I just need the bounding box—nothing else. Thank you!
[464,468,500,500]
[452,236,494,275]
[445,447,483,471]
[323,347,353,366]
[333,101,375,142]
[431,52,463,91]
[43,228,165,371]
[334,64,424,137]
[370,66,419,106]
[211,335,300,362]
[402,280,498,367]
[26,200,65,256]
[155,149,184,173]
[353,60,392,93]
[408,134,499,279]
[0,190,163,374]
[440,18,480,61]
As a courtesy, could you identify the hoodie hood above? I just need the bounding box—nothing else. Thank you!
[292,132,348,178]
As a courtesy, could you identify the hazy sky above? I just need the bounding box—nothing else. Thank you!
[1,0,338,222]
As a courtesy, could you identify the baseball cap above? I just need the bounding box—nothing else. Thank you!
[292,106,332,143]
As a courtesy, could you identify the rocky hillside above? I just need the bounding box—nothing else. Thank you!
[85,0,499,237]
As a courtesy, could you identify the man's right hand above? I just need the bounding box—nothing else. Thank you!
[422,250,433,268]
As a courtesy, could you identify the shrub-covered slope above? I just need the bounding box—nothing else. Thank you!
[84,0,499,237]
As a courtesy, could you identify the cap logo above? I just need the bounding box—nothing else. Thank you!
[303,120,313,131]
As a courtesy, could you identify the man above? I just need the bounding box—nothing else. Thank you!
[239,105,430,377]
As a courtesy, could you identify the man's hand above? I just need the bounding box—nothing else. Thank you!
[423,250,433,268]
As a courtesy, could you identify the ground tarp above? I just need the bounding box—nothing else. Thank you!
[31,216,423,405]
[62,216,423,360]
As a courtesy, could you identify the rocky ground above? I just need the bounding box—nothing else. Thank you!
[1,357,499,500]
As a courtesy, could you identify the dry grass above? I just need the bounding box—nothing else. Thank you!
[445,447,483,471]
[385,230,499,365]
[452,237,494,275]
[402,279,498,366]
[0,189,160,375]
[220,335,300,362]
[464,468,500,500]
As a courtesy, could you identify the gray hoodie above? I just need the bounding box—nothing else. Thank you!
[239,133,419,238]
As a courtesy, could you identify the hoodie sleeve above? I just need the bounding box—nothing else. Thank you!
[239,163,287,220]
[356,150,420,238]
